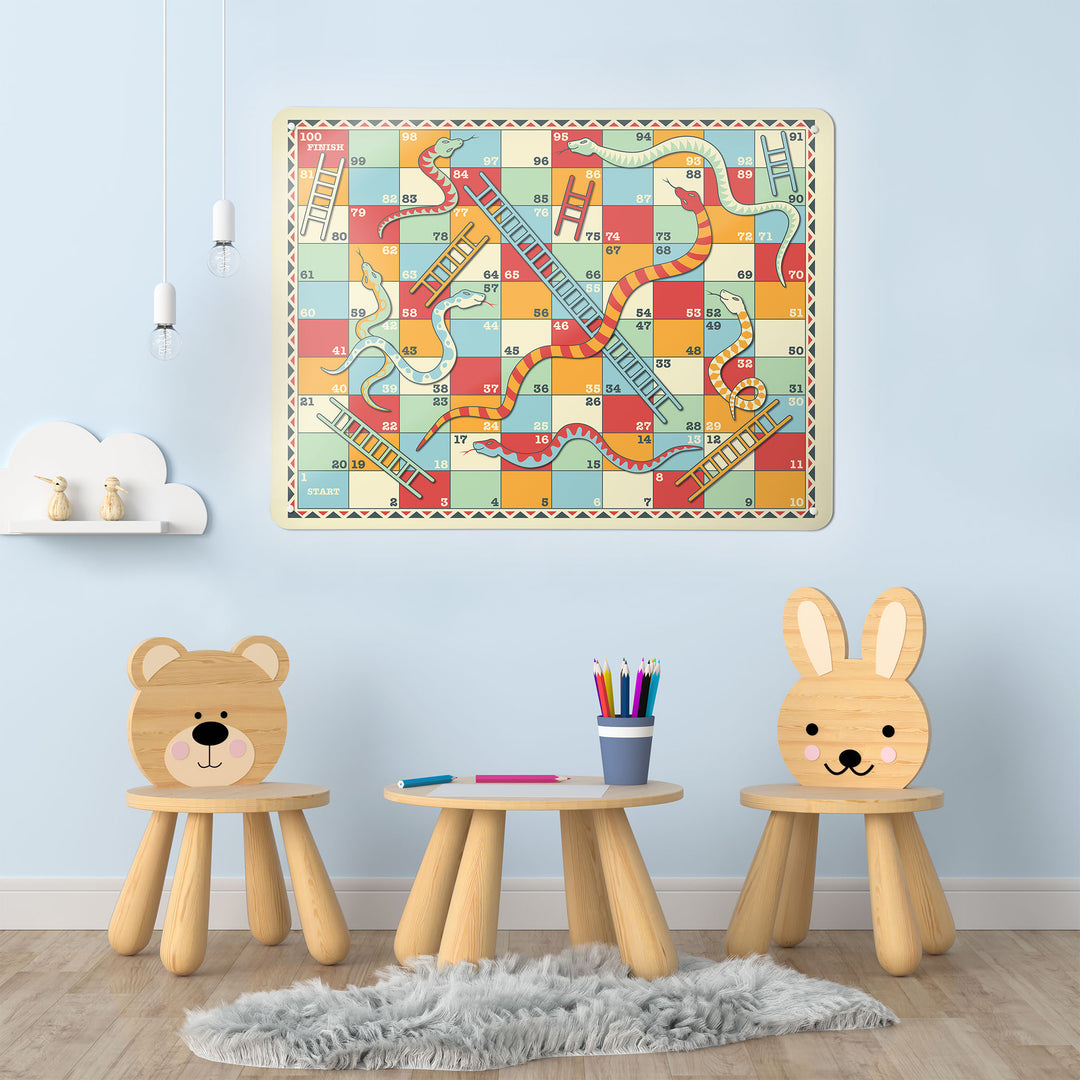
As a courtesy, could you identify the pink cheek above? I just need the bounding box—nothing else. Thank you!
[229,739,248,759]
[804,745,820,761]
[171,742,189,761]
[881,747,897,764]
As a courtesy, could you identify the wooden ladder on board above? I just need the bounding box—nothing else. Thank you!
[759,134,799,198]
[464,170,682,423]
[554,175,595,241]
[316,398,435,498]
[673,400,792,501]
[300,153,346,241]
[409,222,491,304]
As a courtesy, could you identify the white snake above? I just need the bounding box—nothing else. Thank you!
[567,136,801,287]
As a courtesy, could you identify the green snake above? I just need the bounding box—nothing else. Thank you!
[322,260,485,409]
[709,290,768,418]
[568,136,801,286]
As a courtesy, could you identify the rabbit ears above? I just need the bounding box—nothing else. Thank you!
[782,587,925,680]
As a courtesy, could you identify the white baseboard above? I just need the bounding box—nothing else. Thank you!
[1,877,1076,931]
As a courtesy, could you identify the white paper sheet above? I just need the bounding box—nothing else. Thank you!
[426,784,610,799]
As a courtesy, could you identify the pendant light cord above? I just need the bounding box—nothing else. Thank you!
[221,0,226,200]
[162,0,168,282]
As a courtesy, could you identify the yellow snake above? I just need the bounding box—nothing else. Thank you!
[709,290,767,419]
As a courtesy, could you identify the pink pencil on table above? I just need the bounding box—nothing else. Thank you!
[475,775,570,783]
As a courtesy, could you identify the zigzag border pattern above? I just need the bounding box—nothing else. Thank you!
[283,117,819,523]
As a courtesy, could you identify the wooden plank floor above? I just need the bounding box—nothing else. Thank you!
[0,929,1076,1079]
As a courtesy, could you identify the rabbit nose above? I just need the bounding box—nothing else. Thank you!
[838,748,862,769]
[192,721,229,746]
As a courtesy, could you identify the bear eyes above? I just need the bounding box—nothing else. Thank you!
[220,711,228,719]
[804,722,895,737]
[193,710,228,719]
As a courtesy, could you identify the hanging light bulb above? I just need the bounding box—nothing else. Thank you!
[208,0,238,277]
[150,0,181,359]
[150,282,182,360]
[208,198,239,276]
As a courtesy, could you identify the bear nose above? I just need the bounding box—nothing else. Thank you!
[838,748,862,769]
[192,721,229,746]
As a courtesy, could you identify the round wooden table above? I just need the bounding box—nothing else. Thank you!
[385,777,682,979]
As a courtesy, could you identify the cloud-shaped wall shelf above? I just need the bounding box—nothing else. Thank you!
[0,422,207,535]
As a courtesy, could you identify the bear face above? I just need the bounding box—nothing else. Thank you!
[127,637,289,787]
[777,588,930,788]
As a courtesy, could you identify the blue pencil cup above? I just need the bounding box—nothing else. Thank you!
[597,715,654,785]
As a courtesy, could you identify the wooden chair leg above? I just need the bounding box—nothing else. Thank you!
[395,808,473,964]
[560,809,617,947]
[438,809,505,967]
[773,813,819,947]
[243,812,291,946]
[892,812,955,955]
[160,813,213,976]
[108,811,177,956]
[865,814,922,975]
[594,807,677,979]
[279,809,350,966]
[726,811,795,958]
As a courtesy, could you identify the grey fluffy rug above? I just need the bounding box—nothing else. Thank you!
[182,945,896,1070]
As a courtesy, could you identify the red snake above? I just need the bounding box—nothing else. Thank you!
[376,136,466,238]
[417,186,713,448]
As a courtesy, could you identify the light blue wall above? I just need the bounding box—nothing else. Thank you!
[0,0,1075,884]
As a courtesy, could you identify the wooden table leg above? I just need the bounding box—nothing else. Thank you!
[725,810,795,959]
[438,809,505,968]
[773,813,818,947]
[243,812,291,946]
[279,809,350,966]
[395,808,472,964]
[892,812,955,955]
[108,810,177,956]
[594,807,677,979]
[160,813,212,976]
[560,809,617,947]
[865,814,922,975]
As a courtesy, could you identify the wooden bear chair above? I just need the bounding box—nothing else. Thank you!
[725,588,956,975]
[107,637,349,975]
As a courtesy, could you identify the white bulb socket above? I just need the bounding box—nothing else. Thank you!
[153,281,177,326]
[212,199,236,243]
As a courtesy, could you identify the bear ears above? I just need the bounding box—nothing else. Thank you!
[782,587,925,680]
[128,636,290,688]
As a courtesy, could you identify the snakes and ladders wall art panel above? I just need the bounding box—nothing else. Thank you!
[271,109,833,529]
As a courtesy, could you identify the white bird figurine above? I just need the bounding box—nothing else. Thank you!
[100,476,127,521]
[35,475,71,521]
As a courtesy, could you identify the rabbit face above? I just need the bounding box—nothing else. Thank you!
[777,587,930,788]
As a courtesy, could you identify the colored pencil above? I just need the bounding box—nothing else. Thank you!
[638,661,653,717]
[397,774,454,788]
[476,775,569,783]
[646,659,661,714]
[593,659,608,715]
[620,658,630,717]
[631,658,644,716]
[602,659,615,716]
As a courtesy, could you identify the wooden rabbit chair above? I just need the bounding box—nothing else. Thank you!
[725,587,955,975]
[107,637,349,975]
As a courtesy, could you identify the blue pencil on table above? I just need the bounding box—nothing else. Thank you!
[398,774,454,788]
[620,658,630,717]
